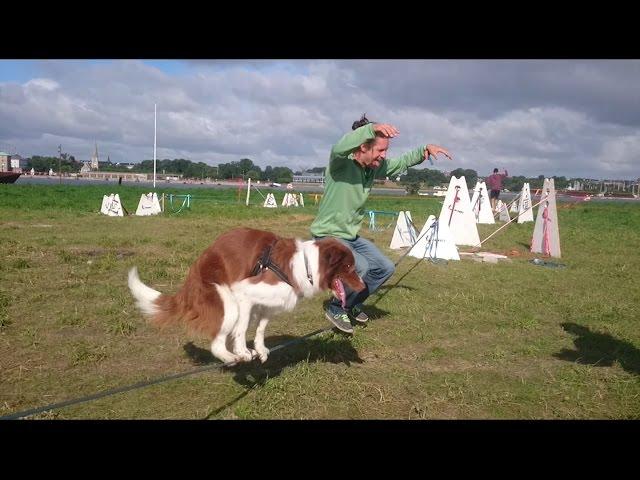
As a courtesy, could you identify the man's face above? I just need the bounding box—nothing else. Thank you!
[360,137,389,169]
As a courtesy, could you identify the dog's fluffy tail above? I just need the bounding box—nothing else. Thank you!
[128,267,162,316]
[128,267,184,328]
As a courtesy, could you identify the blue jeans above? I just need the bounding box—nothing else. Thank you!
[314,235,395,311]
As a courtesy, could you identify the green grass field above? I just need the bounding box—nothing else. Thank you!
[1,183,639,419]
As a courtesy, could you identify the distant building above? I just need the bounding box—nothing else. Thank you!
[600,179,635,192]
[0,152,11,172]
[80,171,149,182]
[80,162,92,174]
[293,172,324,183]
[567,180,583,191]
[10,154,28,172]
[90,142,99,170]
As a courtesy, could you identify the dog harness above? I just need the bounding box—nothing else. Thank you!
[250,243,314,288]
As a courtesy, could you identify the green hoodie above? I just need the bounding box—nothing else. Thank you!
[310,123,427,240]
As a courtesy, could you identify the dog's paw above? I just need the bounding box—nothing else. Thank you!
[248,348,267,363]
[216,353,242,366]
[232,344,255,363]
[236,350,254,363]
[255,347,270,364]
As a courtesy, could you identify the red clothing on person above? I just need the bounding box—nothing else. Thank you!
[487,171,508,191]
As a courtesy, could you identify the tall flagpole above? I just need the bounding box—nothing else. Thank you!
[153,103,157,189]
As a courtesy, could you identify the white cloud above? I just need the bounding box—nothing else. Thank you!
[24,78,59,91]
[597,134,640,174]
[0,59,638,179]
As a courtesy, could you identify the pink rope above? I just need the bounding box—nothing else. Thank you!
[448,186,460,226]
[542,204,551,256]
[476,194,548,248]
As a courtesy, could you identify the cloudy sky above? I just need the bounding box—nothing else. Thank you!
[0,59,638,180]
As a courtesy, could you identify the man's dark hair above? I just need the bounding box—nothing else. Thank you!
[352,113,372,130]
[493,168,499,173]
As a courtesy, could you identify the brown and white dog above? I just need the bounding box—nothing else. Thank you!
[128,227,365,365]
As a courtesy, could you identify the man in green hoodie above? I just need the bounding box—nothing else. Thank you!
[310,114,453,333]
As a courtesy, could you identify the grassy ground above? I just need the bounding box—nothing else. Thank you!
[1,183,639,419]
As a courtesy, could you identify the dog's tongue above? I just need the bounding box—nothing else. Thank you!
[332,278,346,308]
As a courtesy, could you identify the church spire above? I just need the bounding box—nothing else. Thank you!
[91,141,99,170]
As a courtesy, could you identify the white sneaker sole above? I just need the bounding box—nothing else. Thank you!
[350,315,369,325]
[324,312,354,334]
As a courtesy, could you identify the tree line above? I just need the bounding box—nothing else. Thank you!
[25,155,573,190]
[25,156,298,183]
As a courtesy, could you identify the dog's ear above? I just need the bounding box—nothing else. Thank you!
[324,244,343,267]
[323,243,352,270]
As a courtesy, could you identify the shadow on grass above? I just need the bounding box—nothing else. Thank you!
[184,334,363,372]
[357,304,392,321]
[183,331,366,418]
[366,258,424,308]
[554,322,640,375]
[182,296,395,418]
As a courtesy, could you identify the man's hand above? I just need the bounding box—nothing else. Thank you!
[373,123,400,138]
[425,144,453,162]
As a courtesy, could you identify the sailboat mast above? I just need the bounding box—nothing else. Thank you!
[153,103,157,189]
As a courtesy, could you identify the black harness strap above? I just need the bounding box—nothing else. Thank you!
[250,243,295,288]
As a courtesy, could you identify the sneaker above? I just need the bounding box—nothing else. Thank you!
[349,304,369,324]
[324,305,354,334]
